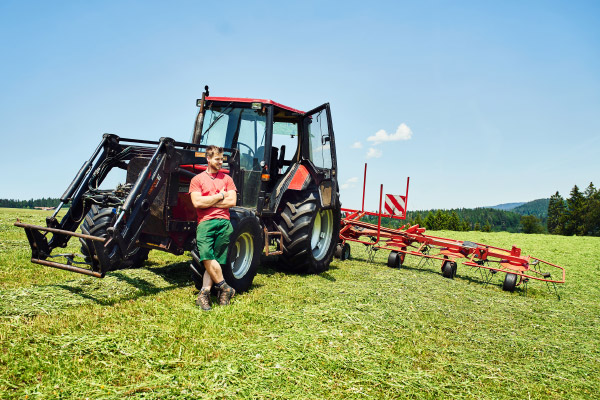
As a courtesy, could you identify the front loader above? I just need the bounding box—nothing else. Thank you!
[15,87,341,293]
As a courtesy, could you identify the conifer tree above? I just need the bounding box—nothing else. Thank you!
[547,191,566,234]
[565,185,585,235]
[584,182,600,236]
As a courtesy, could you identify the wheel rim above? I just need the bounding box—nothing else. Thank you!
[231,232,253,279]
[311,209,334,261]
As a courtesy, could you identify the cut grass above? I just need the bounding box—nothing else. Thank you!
[1,208,599,399]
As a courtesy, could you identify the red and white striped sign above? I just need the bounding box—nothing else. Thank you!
[384,194,406,217]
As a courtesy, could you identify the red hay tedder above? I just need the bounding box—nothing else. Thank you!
[335,165,565,297]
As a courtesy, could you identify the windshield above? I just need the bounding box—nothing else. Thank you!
[199,106,267,154]
[200,105,268,209]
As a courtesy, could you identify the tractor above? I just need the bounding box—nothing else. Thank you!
[15,86,341,293]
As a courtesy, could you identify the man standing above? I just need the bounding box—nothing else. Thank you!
[189,145,237,311]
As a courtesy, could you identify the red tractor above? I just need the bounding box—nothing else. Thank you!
[16,87,341,293]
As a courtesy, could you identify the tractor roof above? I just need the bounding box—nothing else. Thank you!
[205,96,305,115]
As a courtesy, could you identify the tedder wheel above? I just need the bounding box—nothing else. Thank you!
[334,242,351,261]
[441,260,457,279]
[503,273,518,292]
[387,251,405,268]
[80,205,150,273]
[277,190,341,274]
[341,243,351,261]
[334,244,343,259]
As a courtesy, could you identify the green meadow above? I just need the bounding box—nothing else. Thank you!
[1,207,599,399]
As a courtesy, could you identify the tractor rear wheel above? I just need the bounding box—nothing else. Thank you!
[80,205,149,272]
[277,191,340,274]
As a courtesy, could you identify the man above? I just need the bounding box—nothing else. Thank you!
[189,145,238,311]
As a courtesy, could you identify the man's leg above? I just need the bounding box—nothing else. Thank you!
[195,221,222,311]
[213,220,235,305]
[202,259,224,284]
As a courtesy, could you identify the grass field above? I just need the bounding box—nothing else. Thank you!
[1,207,599,399]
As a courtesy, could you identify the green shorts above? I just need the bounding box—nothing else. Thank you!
[196,219,233,264]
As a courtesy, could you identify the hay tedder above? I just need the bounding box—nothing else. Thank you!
[335,165,565,296]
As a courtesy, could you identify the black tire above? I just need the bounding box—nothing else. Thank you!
[80,205,150,273]
[189,249,205,291]
[334,244,343,259]
[276,190,341,274]
[442,260,457,279]
[223,213,262,293]
[503,273,518,292]
[341,243,351,261]
[387,251,405,268]
[334,242,351,261]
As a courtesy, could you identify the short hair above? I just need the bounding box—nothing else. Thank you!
[205,145,224,159]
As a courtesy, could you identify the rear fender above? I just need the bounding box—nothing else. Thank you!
[267,161,339,213]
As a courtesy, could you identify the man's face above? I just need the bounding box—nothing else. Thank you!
[207,153,224,172]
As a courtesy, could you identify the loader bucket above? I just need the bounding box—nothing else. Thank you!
[15,221,105,278]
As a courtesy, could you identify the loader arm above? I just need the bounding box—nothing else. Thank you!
[15,136,178,277]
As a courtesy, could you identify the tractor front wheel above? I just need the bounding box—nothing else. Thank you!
[189,214,261,294]
[223,214,262,293]
[80,205,150,273]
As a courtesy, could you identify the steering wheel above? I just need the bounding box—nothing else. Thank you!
[237,142,255,157]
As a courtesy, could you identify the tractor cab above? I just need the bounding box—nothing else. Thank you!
[194,95,338,215]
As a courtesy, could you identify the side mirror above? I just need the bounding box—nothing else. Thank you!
[321,136,330,145]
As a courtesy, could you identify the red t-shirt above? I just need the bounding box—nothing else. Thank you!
[188,171,237,223]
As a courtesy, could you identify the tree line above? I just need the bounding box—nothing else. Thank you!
[547,182,600,236]
[0,198,61,209]
[361,207,527,233]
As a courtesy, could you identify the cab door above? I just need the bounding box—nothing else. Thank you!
[301,103,338,208]
[302,103,337,176]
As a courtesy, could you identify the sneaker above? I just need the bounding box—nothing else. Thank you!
[196,288,212,311]
[218,283,236,306]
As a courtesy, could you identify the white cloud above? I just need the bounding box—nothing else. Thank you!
[366,148,382,159]
[367,123,413,145]
[351,141,363,149]
[340,176,359,190]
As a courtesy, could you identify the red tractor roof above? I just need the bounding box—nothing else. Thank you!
[205,96,305,115]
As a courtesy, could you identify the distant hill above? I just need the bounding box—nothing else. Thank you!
[400,198,551,233]
[486,202,525,211]
[512,198,550,219]
[485,199,549,219]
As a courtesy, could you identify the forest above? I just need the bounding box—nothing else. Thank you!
[0,198,61,209]
[361,182,599,236]
[547,182,600,236]
[3,182,598,236]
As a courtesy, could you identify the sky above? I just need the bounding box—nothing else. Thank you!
[1,0,598,211]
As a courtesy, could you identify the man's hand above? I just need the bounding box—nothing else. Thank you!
[190,190,237,209]
[213,190,237,209]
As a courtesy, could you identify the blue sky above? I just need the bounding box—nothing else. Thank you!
[1,0,598,210]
